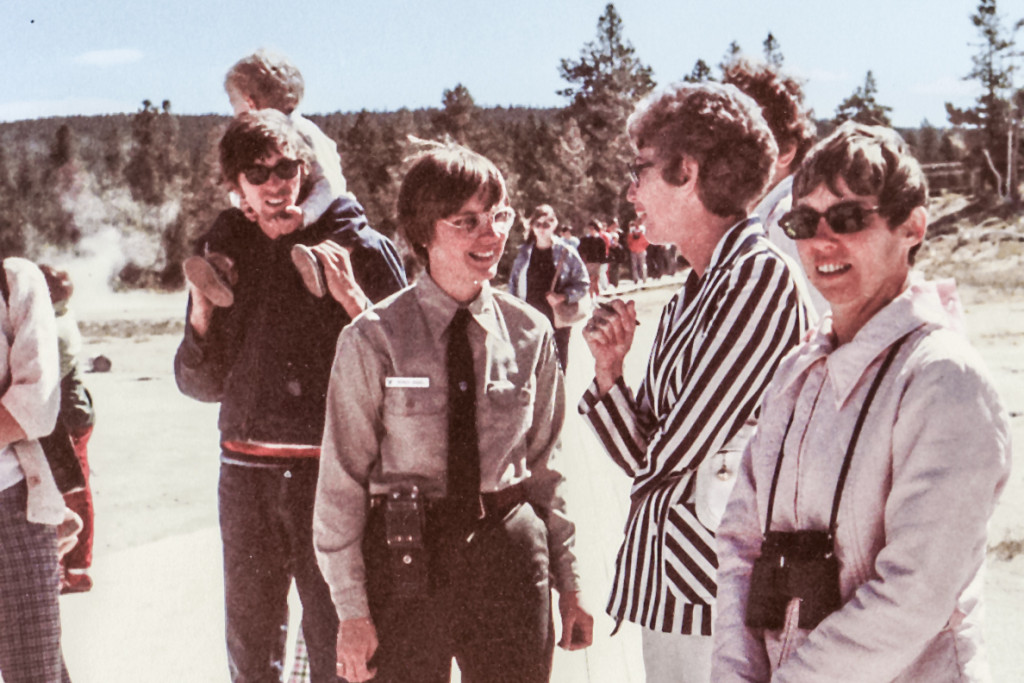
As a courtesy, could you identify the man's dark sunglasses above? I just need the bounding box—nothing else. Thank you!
[242,158,302,185]
[778,202,881,240]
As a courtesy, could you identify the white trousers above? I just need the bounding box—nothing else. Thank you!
[641,627,713,683]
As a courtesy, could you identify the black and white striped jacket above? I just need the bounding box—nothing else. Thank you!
[580,217,813,635]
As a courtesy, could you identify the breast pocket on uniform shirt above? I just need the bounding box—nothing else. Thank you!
[382,386,448,467]
[483,380,535,447]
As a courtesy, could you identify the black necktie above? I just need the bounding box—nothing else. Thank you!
[446,308,481,527]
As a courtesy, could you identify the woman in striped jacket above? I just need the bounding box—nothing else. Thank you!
[580,82,814,683]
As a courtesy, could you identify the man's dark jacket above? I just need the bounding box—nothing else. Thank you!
[174,197,407,447]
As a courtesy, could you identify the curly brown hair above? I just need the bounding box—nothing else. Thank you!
[627,82,778,218]
[721,57,816,168]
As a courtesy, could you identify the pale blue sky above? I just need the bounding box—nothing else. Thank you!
[3,0,1024,127]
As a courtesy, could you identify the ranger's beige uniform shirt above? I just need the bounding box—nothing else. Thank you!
[314,273,580,621]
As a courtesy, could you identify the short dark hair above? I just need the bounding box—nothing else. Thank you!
[627,82,778,217]
[721,57,816,168]
[528,204,557,223]
[793,122,927,262]
[224,49,305,114]
[397,143,507,264]
[525,204,558,244]
[219,109,314,189]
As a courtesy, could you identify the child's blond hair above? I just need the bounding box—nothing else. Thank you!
[224,49,305,114]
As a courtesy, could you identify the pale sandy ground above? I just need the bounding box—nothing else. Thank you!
[52,277,1024,682]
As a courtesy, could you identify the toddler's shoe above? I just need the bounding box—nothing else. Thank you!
[183,254,235,308]
[59,568,93,594]
[291,244,327,298]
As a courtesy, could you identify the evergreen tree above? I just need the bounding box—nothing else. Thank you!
[940,131,966,161]
[0,141,11,199]
[558,3,655,219]
[552,118,595,229]
[435,83,477,144]
[917,120,940,162]
[946,0,1021,198]
[8,148,44,255]
[901,129,920,153]
[762,32,784,67]
[14,153,34,203]
[719,40,743,72]
[40,124,83,247]
[0,144,24,256]
[684,59,714,83]
[123,100,188,285]
[163,125,226,288]
[49,124,75,168]
[834,71,893,126]
[124,100,183,205]
[344,110,402,238]
[101,127,125,189]
[506,113,563,214]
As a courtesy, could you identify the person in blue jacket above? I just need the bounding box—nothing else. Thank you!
[508,204,589,370]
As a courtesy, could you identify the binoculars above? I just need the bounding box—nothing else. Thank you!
[745,530,841,630]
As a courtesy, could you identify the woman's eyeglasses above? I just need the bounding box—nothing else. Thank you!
[242,158,302,185]
[440,207,516,235]
[778,202,881,240]
[628,161,655,185]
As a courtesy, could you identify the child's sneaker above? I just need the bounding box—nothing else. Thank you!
[290,244,327,298]
[183,254,235,307]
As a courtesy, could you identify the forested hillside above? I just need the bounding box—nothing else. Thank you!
[0,102,570,287]
[0,98,974,292]
[1,0,989,291]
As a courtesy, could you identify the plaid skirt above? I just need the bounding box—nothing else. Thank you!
[0,479,71,683]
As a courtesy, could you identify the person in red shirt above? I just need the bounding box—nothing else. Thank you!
[625,220,650,284]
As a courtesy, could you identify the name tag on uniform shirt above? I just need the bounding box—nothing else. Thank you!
[386,377,430,388]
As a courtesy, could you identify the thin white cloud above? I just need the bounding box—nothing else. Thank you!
[788,66,850,85]
[0,98,136,122]
[73,49,144,67]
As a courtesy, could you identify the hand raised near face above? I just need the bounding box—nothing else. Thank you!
[582,298,638,395]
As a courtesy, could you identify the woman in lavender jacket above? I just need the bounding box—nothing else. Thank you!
[713,123,1011,682]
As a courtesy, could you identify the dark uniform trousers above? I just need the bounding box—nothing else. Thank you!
[364,499,554,683]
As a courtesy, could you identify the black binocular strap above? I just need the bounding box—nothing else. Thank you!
[763,332,912,539]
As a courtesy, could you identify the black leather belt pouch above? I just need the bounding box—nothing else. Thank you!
[383,488,429,599]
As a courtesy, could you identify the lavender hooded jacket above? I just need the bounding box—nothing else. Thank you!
[713,275,1011,682]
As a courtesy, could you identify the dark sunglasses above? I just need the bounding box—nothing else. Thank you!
[778,202,881,240]
[242,158,302,185]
